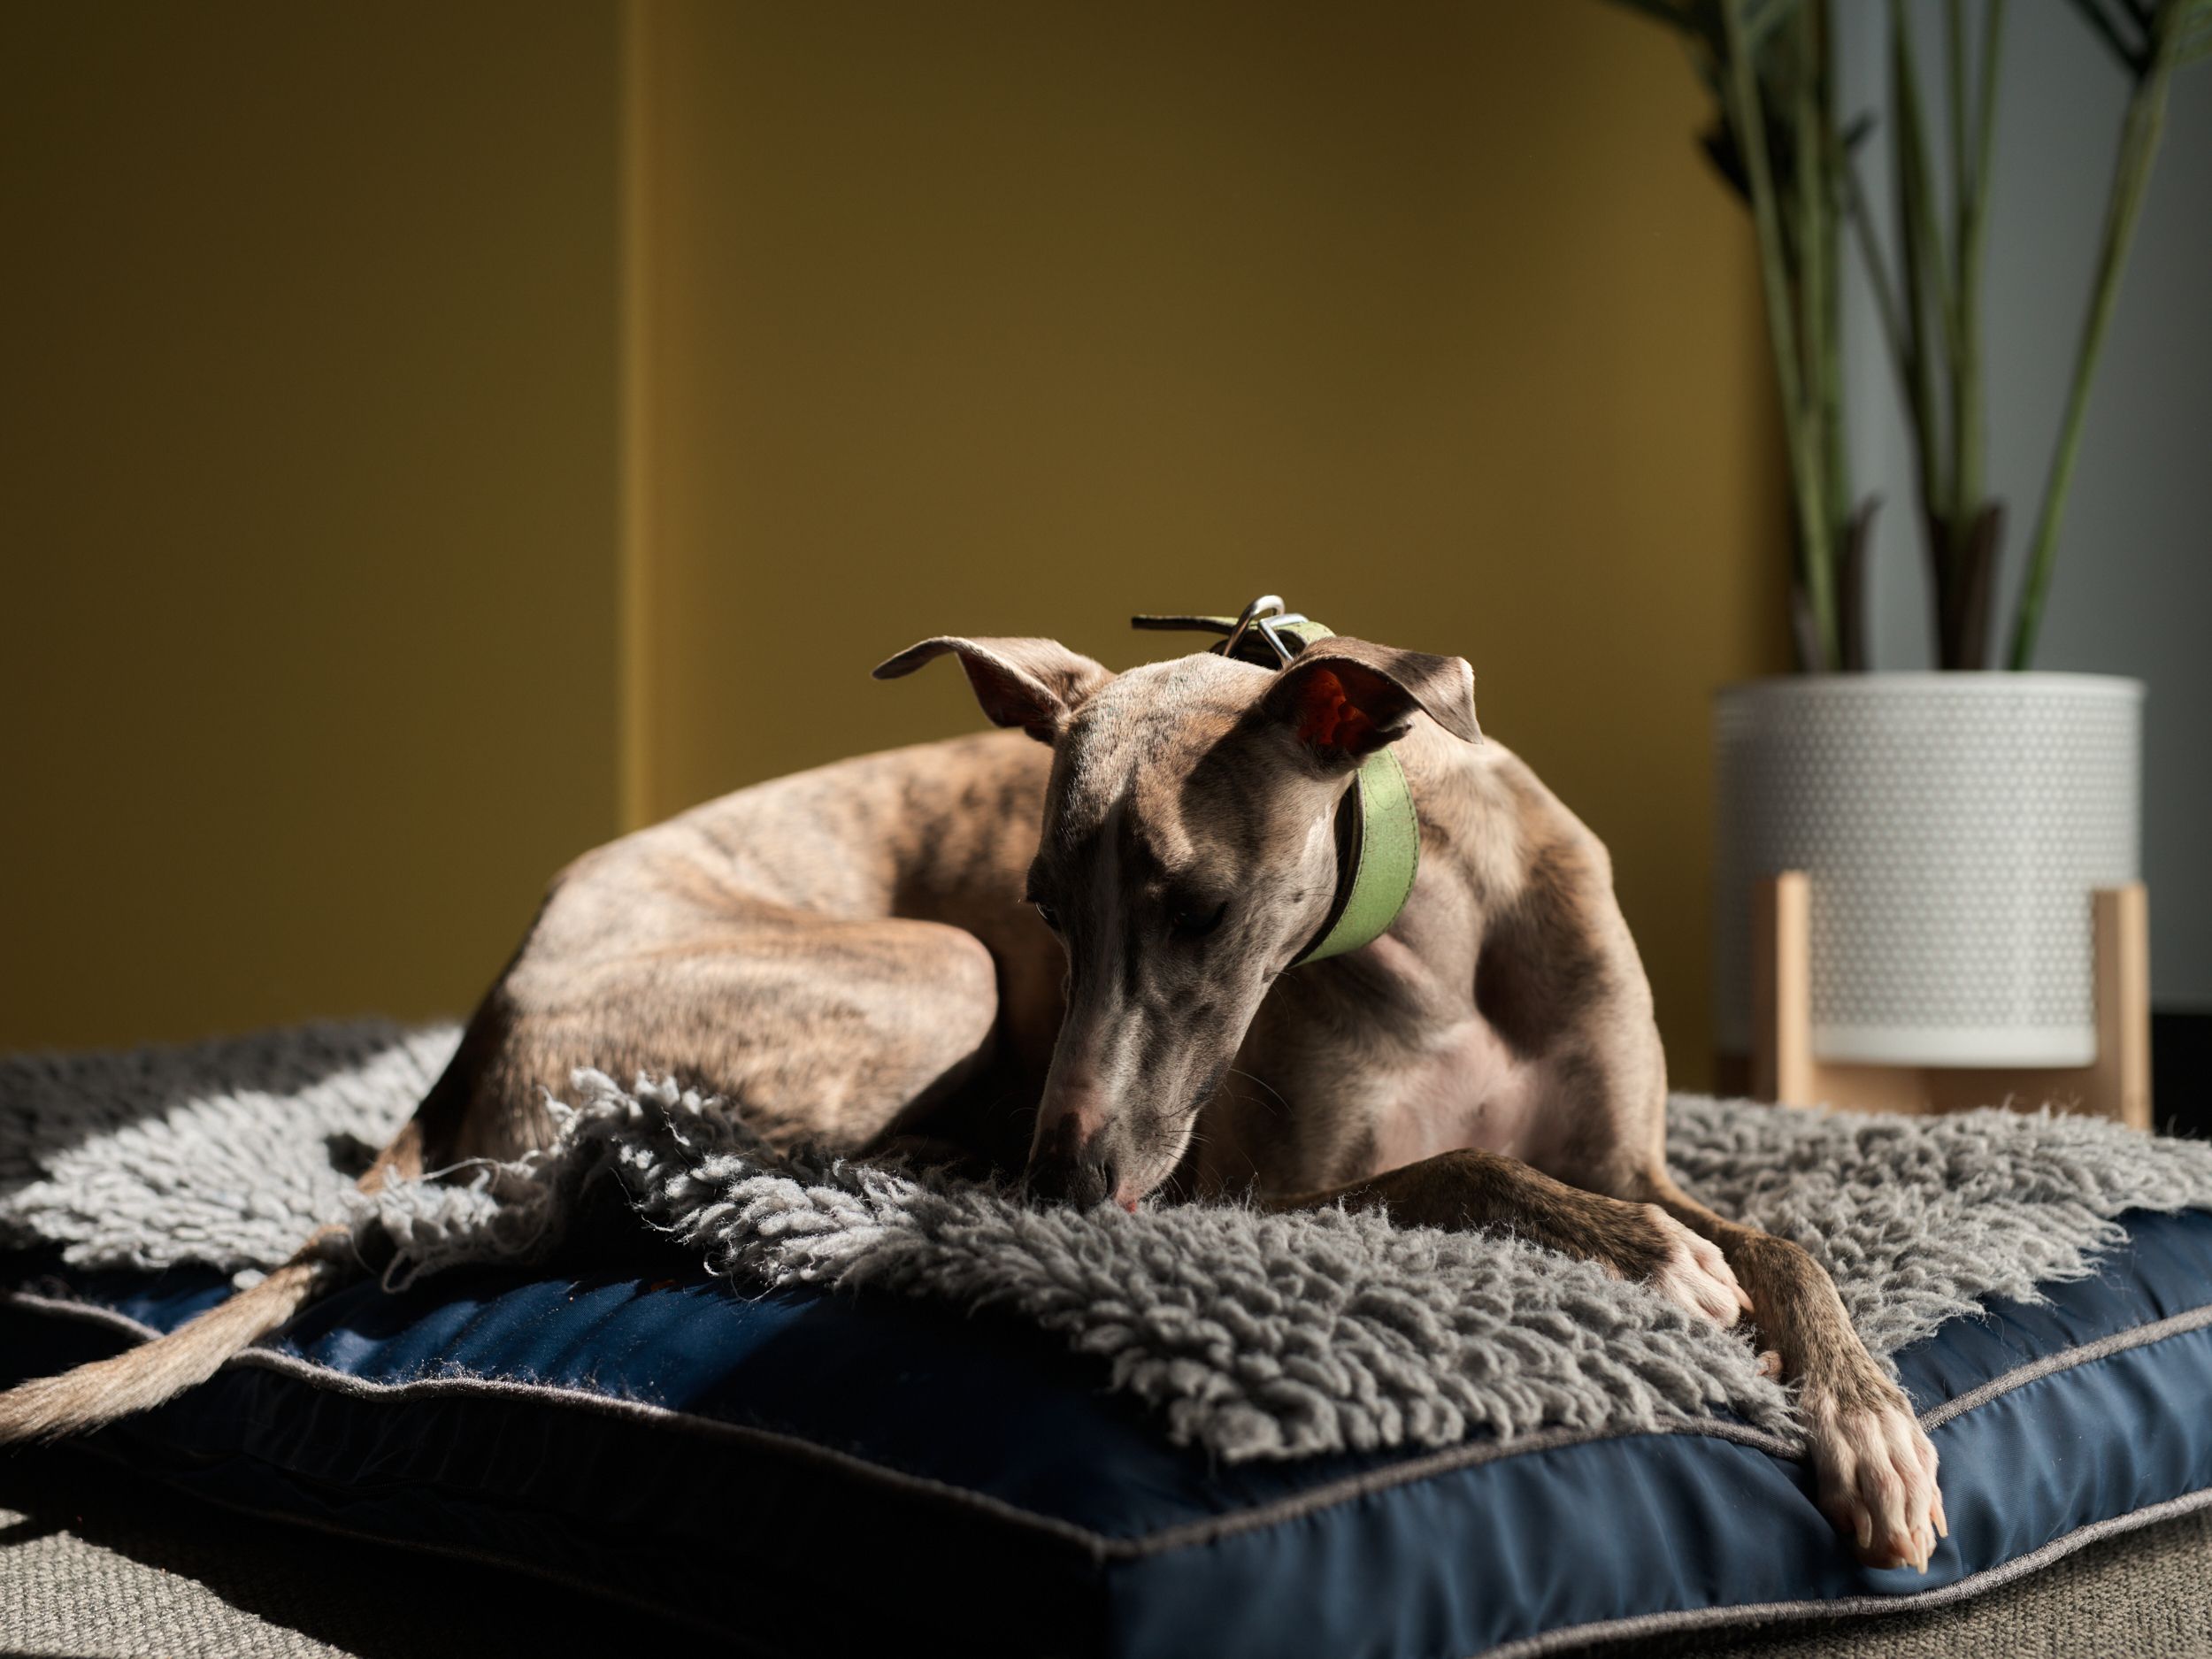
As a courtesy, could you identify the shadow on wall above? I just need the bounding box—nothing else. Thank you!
[3,0,1788,1089]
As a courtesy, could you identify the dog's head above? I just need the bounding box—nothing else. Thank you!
[875,631,1478,1208]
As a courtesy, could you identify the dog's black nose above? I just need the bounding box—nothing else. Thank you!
[1024,1143,1119,1210]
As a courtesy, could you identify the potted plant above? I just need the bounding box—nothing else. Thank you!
[1609,0,2203,1076]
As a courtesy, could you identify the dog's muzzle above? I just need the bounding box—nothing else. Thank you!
[1023,1111,1127,1211]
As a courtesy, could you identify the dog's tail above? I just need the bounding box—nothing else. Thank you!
[0,1118,427,1446]
[0,1234,347,1442]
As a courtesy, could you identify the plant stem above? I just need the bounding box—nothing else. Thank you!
[1839,146,1910,380]
[1947,1,1970,250]
[1974,0,2009,210]
[1889,0,1952,534]
[1890,0,1971,662]
[1723,0,1838,670]
[1947,0,1981,523]
[1890,6,1964,380]
[2008,1,2183,668]
[1796,11,1829,544]
[1806,3,1851,618]
[1959,0,2007,531]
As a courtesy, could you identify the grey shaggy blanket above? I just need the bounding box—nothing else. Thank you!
[6,1020,2212,1463]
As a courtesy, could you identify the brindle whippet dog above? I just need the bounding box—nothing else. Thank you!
[0,612,1943,1571]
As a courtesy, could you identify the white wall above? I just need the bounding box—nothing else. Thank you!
[1836,0,2212,1010]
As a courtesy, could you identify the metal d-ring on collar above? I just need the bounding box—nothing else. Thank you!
[1219,595,1310,667]
[1130,595,1420,967]
[1133,594,1317,667]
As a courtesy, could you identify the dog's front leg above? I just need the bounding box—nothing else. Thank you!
[1635,1176,1944,1573]
[1266,1149,1749,1327]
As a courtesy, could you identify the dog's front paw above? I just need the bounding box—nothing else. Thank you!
[1638,1206,1751,1327]
[1807,1383,1946,1572]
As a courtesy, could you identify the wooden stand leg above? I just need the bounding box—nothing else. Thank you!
[2093,883,2153,1130]
[1751,872,1813,1107]
[1749,874,2152,1127]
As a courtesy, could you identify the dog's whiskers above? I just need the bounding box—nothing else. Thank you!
[1228,1067,1290,1117]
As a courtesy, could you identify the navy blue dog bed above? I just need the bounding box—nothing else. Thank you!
[6,1201,2211,1657]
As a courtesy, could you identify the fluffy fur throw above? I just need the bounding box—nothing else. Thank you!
[6,1021,2211,1463]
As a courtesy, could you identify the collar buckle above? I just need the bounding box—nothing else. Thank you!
[1130,594,1321,669]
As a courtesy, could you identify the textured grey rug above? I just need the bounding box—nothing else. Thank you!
[6,1020,2212,1463]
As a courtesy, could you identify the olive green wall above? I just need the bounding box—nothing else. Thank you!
[2,4,625,1050]
[4,1,1785,1089]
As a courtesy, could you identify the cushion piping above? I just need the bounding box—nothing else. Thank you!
[1918,1299,2212,1431]
[10,1284,2211,1563]
[1477,1484,2212,1659]
[233,1347,1124,1557]
[3,1288,162,1340]
[66,1436,2212,1659]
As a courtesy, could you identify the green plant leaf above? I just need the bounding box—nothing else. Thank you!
[2066,0,2152,74]
[2177,0,2212,66]
[1739,0,1809,47]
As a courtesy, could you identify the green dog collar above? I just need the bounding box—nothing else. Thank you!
[1131,597,1419,967]
[1295,741,1418,964]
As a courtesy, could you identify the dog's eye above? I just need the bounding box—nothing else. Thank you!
[1170,901,1227,941]
[1033,901,1063,933]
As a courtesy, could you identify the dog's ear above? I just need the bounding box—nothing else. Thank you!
[872,636,1115,744]
[1258,637,1479,767]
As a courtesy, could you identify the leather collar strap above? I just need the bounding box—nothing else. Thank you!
[1294,734,1418,964]
[1130,604,1419,966]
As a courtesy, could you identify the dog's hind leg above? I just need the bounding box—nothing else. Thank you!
[0,907,1009,1445]
[433,904,1010,1167]
[1628,1169,1945,1573]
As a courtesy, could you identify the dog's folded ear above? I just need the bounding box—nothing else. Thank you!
[1258,637,1479,766]
[872,636,1115,745]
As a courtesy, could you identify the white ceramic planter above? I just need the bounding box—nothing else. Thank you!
[1713,673,2142,1068]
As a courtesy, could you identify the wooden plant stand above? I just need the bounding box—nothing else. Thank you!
[1745,872,2151,1129]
